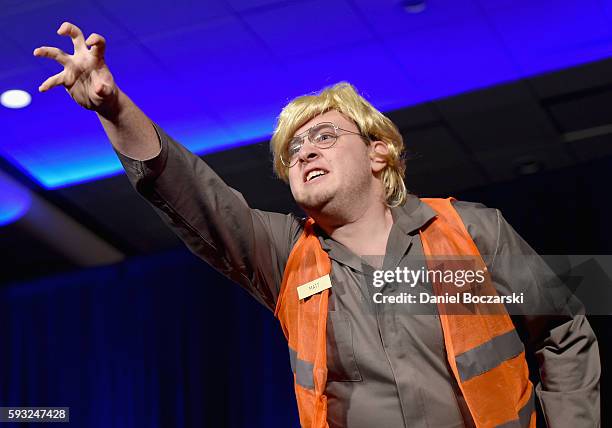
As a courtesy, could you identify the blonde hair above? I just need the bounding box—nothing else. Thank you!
[270,82,407,207]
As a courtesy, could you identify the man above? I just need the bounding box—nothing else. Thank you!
[35,22,600,427]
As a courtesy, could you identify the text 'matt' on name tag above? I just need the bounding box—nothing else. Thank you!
[297,274,332,300]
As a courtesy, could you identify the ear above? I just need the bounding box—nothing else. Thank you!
[369,140,389,174]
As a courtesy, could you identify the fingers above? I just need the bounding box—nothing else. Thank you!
[38,70,65,92]
[57,21,87,53]
[32,46,69,65]
[85,33,106,59]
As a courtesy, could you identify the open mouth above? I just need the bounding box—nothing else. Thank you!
[304,169,328,183]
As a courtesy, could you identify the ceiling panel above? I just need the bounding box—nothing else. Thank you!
[241,0,371,59]
[567,133,612,162]
[405,160,487,195]
[546,90,612,133]
[104,40,168,79]
[192,64,304,140]
[485,0,612,75]
[433,81,534,114]
[226,0,306,13]
[473,142,573,182]
[475,0,531,11]
[0,0,66,17]
[386,103,439,129]
[0,33,37,78]
[435,85,559,153]
[284,42,419,111]
[441,110,558,153]
[528,58,612,98]
[0,0,132,57]
[90,0,230,40]
[139,15,277,78]
[385,19,520,100]
[402,125,469,169]
[353,0,482,36]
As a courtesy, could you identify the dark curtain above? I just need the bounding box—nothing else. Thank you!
[0,250,299,428]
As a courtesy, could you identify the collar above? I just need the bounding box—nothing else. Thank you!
[313,194,438,272]
[391,194,437,235]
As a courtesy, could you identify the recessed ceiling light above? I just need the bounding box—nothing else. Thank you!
[514,157,543,176]
[1,89,32,109]
[402,0,426,14]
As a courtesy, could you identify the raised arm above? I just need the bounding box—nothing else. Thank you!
[33,22,159,160]
[34,22,301,311]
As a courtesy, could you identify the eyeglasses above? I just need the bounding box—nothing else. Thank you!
[280,122,368,168]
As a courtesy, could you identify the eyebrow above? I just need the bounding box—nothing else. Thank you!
[292,121,336,139]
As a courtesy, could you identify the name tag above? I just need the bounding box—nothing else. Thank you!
[297,274,332,300]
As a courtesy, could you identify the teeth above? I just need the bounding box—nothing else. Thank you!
[307,170,327,181]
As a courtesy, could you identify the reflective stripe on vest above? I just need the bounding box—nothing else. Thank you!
[276,198,536,428]
[456,329,525,382]
[289,346,315,390]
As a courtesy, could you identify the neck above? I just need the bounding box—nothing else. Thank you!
[312,200,394,259]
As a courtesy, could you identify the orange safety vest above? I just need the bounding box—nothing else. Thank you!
[275,198,536,428]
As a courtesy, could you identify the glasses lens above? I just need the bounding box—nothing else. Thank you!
[281,137,302,167]
[281,123,338,168]
[309,123,337,148]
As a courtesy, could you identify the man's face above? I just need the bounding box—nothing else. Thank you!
[287,110,374,217]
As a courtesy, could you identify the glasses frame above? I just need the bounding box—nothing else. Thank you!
[281,121,368,168]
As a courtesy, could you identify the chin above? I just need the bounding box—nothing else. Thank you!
[295,189,334,214]
[297,196,329,213]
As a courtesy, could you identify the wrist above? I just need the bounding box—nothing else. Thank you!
[96,86,123,121]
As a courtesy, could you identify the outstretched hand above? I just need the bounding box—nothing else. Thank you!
[33,22,118,113]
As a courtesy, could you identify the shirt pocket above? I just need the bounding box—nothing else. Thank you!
[326,311,362,382]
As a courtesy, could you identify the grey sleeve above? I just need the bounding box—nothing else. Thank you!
[114,120,303,312]
[455,200,601,427]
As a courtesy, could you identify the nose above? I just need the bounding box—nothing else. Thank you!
[297,140,321,164]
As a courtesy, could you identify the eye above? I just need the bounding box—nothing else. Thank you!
[313,131,335,144]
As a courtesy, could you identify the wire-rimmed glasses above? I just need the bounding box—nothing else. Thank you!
[280,122,367,168]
